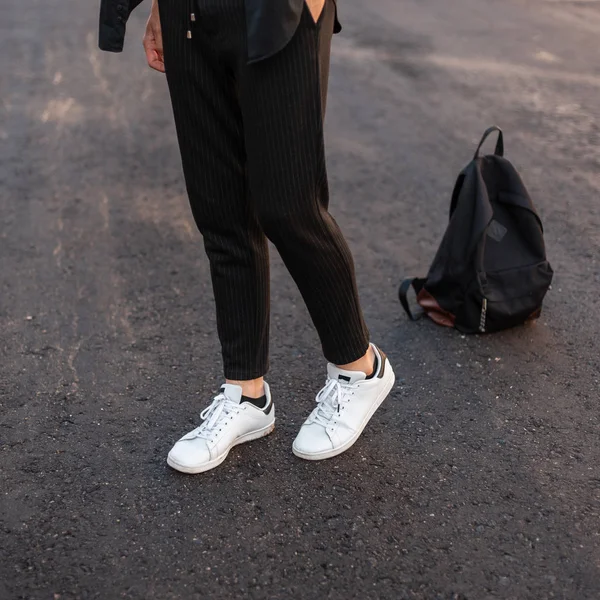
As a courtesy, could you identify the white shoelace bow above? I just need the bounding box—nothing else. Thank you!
[311,377,360,427]
[190,392,240,441]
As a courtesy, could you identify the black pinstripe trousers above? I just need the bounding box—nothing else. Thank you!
[159,0,370,380]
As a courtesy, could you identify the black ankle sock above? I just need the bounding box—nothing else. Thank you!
[365,350,379,380]
[241,394,267,409]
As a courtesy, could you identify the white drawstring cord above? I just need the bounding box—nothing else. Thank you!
[187,0,195,38]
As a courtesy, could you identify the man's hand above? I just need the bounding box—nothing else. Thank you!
[143,0,164,73]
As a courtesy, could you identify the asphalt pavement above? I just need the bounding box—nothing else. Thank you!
[2,0,599,598]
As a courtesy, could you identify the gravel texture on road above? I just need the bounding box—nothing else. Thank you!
[2,1,599,598]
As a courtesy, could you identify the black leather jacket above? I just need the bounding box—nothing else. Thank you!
[99,0,340,64]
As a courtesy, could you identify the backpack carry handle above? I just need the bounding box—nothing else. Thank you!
[474,126,504,159]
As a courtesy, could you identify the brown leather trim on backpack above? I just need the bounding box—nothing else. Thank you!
[417,289,456,328]
[526,307,542,322]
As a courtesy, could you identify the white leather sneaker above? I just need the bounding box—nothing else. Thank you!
[292,343,394,461]
[167,382,275,474]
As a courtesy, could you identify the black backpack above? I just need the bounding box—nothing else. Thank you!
[399,126,553,334]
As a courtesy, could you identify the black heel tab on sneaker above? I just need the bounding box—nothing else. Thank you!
[376,347,387,379]
[366,344,387,379]
[365,348,379,380]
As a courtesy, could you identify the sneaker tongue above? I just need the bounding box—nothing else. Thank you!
[326,363,366,385]
[219,383,243,404]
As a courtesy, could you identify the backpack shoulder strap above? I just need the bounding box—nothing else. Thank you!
[399,278,426,321]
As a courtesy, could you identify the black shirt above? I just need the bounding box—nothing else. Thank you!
[98,0,341,64]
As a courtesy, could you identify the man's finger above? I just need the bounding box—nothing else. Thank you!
[151,59,166,73]
[149,56,166,73]
[144,43,165,73]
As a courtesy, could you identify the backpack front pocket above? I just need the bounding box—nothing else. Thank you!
[480,261,553,332]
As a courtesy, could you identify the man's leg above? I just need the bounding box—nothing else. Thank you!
[237,0,394,462]
[238,0,372,371]
[160,0,270,385]
[160,0,275,475]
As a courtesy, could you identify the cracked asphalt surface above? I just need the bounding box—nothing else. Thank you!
[2,0,599,598]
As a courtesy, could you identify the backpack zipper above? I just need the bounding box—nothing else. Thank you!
[479,298,488,333]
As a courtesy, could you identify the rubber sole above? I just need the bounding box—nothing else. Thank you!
[292,362,395,461]
[166,421,275,474]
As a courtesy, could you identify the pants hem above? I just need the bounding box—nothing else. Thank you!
[223,367,269,381]
[323,339,371,366]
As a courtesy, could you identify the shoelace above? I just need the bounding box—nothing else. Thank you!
[189,392,241,441]
[311,378,361,428]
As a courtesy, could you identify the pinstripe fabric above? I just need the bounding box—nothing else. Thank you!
[160,0,370,380]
